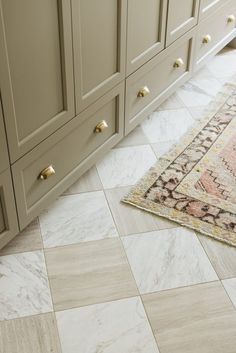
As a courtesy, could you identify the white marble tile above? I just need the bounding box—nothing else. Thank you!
[56,296,159,353]
[187,106,209,121]
[40,191,118,248]
[122,228,218,294]
[116,125,148,147]
[151,140,176,159]
[63,166,102,195]
[176,67,223,107]
[207,47,236,79]
[96,145,157,189]
[141,108,194,143]
[222,278,236,309]
[0,250,53,320]
[156,92,184,111]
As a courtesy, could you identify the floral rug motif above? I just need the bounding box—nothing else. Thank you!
[123,83,236,247]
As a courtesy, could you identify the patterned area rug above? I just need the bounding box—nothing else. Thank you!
[123,83,236,247]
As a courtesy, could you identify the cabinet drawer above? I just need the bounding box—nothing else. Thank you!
[195,0,236,68]
[166,0,199,46]
[0,169,19,250]
[199,0,223,20]
[0,99,9,173]
[12,83,124,229]
[125,29,195,134]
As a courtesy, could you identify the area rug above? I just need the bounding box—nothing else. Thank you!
[123,83,236,247]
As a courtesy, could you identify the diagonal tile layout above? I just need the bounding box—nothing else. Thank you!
[63,166,102,195]
[222,278,236,309]
[122,228,218,294]
[56,297,159,353]
[0,251,53,321]
[45,238,138,311]
[39,191,118,248]
[142,281,236,353]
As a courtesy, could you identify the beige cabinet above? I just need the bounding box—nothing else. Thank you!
[0,0,75,162]
[0,100,9,173]
[126,0,168,75]
[166,0,199,46]
[72,0,127,113]
[0,169,19,249]
[199,0,223,20]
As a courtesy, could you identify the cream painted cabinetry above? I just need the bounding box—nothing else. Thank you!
[0,0,235,249]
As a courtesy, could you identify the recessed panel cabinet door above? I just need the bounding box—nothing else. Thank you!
[166,0,200,46]
[0,0,74,162]
[72,0,127,113]
[126,0,168,75]
[199,0,223,20]
[0,100,9,173]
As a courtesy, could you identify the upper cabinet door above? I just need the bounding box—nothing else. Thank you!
[199,0,223,20]
[126,0,168,75]
[72,0,127,114]
[0,99,9,173]
[0,0,75,162]
[166,0,200,46]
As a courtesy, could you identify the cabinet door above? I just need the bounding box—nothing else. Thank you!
[199,0,223,20]
[72,0,127,113]
[0,99,9,173]
[0,0,75,162]
[166,0,200,46]
[126,0,168,75]
[0,169,19,250]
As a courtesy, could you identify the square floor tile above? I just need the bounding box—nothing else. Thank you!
[151,140,176,159]
[207,47,236,78]
[116,125,148,147]
[142,281,236,353]
[141,109,194,143]
[0,218,42,256]
[39,191,118,248]
[0,250,53,320]
[63,166,102,195]
[0,313,61,353]
[222,278,236,309]
[198,234,236,279]
[105,187,175,236]
[45,238,138,311]
[96,145,157,189]
[156,92,184,111]
[122,228,218,294]
[56,296,159,353]
[176,67,223,107]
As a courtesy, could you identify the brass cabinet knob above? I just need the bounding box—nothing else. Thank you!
[202,34,212,44]
[227,14,235,23]
[137,86,150,98]
[94,120,108,133]
[38,165,55,180]
[173,58,184,68]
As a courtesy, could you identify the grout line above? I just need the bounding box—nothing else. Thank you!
[219,279,236,312]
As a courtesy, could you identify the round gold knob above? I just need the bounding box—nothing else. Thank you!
[94,120,108,133]
[202,34,212,44]
[227,14,235,23]
[173,58,184,68]
[38,165,55,180]
[137,86,150,98]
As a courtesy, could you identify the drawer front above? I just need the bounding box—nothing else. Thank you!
[166,0,199,46]
[0,0,74,162]
[125,29,195,133]
[195,0,236,68]
[0,169,19,250]
[126,0,168,75]
[72,0,127,113]
[0,99,9,173]
[199,0,223,20]
[12,83,124,229]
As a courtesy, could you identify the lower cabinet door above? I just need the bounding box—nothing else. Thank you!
[0,169,19,249]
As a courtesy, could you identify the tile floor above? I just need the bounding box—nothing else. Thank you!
[1,47,236,353]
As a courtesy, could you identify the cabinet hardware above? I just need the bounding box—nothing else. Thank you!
[202,34,212,44]
[173,58,184,68]
[137,86,150,98]
[38,165,56,180]
[227,14,235,23]
[94,120,108,133]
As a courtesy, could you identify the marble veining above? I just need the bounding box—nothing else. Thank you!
[56,296,159,353]
[122,228,218,294]
[96,145,157,189]
[222,278,236,309]
[0,251,53,320]
[40,191,118,248]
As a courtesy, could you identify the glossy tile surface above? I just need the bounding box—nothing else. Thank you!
[45,238,138,311]
[63,166,102,195]
[117,125,148,147]
[40,191,118,248]
[56,297,159,353]
[122,228,218,294]
[0,251,52,320]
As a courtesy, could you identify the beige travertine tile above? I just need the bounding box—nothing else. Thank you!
[63,166,102,195]
[45,238,138,311]
[222,278,236,309]
[105,187,175,236]
[198,234,236,279]
[0,218,42,256]
[0,313,62,353]
[143,281,236,353]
